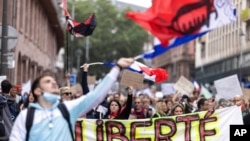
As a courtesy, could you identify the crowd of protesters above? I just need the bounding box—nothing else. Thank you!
[0,58,249,141]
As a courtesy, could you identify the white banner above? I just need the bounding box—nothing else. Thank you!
[75,106,242,141]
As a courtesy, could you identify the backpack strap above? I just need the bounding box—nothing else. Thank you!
[58,103,74,141]
[25,107,35,141]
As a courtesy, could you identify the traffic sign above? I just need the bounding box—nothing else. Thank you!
[0,25,18,50]
[69,74,76,85]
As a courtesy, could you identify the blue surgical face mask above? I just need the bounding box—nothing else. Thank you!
[42,92,60,103]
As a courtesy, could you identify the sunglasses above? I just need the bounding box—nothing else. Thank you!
[63,93,72,96]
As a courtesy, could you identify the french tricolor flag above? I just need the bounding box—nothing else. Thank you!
[86,61,168,83]
[128,61,168,83]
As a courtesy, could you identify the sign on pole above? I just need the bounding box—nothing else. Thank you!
[69,74,76,85]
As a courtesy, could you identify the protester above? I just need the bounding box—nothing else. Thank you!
[10,57,134,141]
[170,103,184,116]
[104,86,133,119]
[131,98,146,119]
[195,98,209,112]
[153,100,167,118]
[60,87,72,101]
[0,79,14,140]
[20,93,35,110]
[113,93,121,101]
[165,100,173,115]
[1,80,12,97]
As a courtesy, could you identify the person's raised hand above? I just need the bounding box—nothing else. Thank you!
[116,58,134,69]
[127,86,134,95]
[82,63,89,72]
[65,72,70,80]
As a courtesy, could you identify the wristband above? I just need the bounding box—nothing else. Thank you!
[116,63,123,71]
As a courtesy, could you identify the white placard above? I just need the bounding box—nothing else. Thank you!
[21,80,31,96]
[174,76,194,96]
[214,74,243,100]
[161,83,176,95]
[0,76,7,88]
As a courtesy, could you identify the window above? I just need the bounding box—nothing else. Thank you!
[201,42,206,58]
[246,23,250,41]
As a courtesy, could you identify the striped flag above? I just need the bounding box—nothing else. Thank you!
[126,0,237,59]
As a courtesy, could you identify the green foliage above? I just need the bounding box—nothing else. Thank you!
[68,0,149,77]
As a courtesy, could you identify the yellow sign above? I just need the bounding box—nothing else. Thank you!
[75,106,242,141]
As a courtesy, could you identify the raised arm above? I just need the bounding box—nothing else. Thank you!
[65,58,134,120]
[81,63,90,94]
[119,86,133,119]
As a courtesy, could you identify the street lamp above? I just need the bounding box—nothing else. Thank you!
[239,28,245,86]
[85,37,90,63]
[75,48,83,82]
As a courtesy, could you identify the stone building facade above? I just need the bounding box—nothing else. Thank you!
[0,0,64,84]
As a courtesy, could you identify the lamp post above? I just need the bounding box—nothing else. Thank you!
[85,37,90,63]
[75,48,83,82]
[70,0,75,73]
[239,28,245,86]
[0,0,8,75]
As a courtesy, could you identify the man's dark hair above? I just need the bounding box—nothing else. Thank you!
[42,69,56,78]
[197,98,207,109]
[31,73,55,102]
[1,80,12,94]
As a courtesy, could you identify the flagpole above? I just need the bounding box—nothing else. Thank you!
[134,54,143,60]
[66,31,69,72]
[70,0,75,73]
[80,62,103,68]
[239,28,245,87]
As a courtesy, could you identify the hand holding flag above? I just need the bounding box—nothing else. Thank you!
[81,61,168,83]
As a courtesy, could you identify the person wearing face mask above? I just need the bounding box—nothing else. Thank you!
[9,57,134,141]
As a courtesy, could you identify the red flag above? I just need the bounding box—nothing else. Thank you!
[60,0,97,37]
[139,67,168,83]
[129,61,168,82]
[66,13,97,37]
[126,0,216,46]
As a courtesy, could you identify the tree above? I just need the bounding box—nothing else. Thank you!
[68,0,150,78]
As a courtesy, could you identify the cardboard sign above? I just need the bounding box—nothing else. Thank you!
[214,74,243,100]
[174,76,194,95]
[87,75,96,84]
[120,70,144,90]
[69,74,76,85]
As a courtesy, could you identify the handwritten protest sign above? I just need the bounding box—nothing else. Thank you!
[174,76,194,95]
[87,75,96,84]
[76,106,242,141]
[214,74,243,100]
[120,70,144,89]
